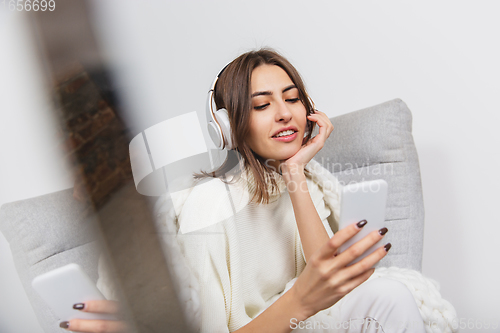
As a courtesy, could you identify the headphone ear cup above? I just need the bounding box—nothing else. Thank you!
[208,120,223,149]
[214,108,235,150]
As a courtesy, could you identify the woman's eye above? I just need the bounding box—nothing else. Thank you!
[286,98,300,103]
[254,103,269,110]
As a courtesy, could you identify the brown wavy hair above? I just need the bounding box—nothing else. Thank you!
[195,48,316,204]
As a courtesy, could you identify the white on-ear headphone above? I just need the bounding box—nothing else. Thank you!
[206,65,235,150]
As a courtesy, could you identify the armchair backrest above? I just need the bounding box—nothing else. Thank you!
[314,98,424,271]
[0,189,101,333]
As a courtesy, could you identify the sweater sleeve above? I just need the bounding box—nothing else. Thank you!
[296,176,335,264]
[154,193,232,333]
[307,175,335,238]
[176,227,231,333]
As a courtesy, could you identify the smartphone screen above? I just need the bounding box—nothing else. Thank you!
[338,179,388,265]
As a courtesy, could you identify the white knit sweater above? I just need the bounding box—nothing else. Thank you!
[97,159,457,333]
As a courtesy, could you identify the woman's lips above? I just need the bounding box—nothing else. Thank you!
[272,131,298,142]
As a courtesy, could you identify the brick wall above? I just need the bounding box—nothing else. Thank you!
[54,63,133,209]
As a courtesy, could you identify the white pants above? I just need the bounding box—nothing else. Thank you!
[291,278,426,332]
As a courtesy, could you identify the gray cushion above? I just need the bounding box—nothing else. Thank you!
[314,98,424,271]
[0,188,101,333]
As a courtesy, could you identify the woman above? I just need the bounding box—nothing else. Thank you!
[62,49,426,332]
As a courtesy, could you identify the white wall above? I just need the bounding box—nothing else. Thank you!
[0,9,74,333]
[1,1,499,332]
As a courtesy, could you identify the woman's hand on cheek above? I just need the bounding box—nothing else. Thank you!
[59,300,132,333]
[281,110,333,174]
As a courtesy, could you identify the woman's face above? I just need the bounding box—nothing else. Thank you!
[247,64,307,166]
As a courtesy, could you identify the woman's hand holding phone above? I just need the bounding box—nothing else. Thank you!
[60,300,131,333]
[289,221,391,320]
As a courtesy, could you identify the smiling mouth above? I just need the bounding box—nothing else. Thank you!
[272,131,298,142]
[272,129,297,138]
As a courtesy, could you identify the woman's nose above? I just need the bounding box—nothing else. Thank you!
[275,101,292,122]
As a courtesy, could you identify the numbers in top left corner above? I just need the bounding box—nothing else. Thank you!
[6,0,56,12]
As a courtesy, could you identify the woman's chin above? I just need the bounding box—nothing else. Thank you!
[273,146,301,161]
[256,143,302,164]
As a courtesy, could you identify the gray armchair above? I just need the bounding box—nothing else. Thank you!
[0,98,424,332]
[315,98,424,270]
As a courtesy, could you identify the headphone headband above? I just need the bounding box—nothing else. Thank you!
[206,64,234,150]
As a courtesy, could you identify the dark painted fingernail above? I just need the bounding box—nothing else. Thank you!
[384,243,392,252]
[73,303,85,310]
[378,227,388,236]
[60,321,69,329]
[356,220,367,228]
